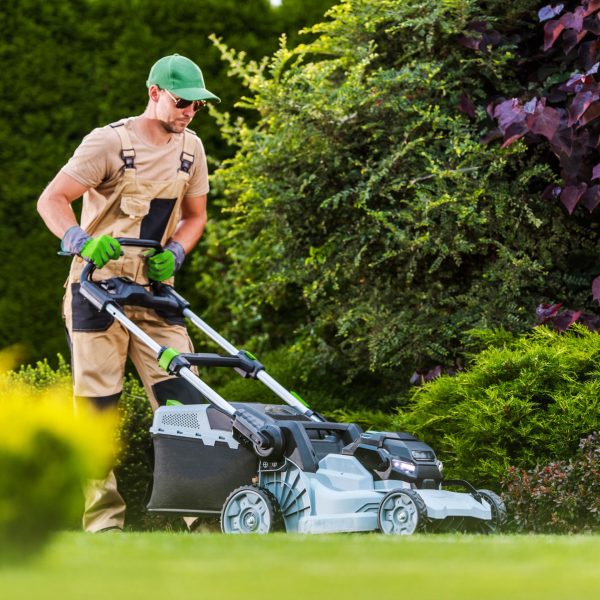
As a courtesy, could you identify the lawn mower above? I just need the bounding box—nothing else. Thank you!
[79,238,507,535]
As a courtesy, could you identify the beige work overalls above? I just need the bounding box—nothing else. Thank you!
[63,122,200,532]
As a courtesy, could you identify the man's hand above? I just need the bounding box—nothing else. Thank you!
[80,235,122,268]
[147,241,185,281]
[61,226,122,268]
[147,250,175,281]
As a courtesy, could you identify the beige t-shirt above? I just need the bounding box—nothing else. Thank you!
[61,116,209,199]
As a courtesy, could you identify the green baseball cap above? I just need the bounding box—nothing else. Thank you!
[147,54,220,102]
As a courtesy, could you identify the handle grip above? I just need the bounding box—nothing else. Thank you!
[117,238,163,250]
[81,237,163,282]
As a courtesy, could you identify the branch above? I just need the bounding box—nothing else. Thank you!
[409,166,482,185]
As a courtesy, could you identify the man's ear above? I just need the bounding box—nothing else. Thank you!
[148,85,161,103]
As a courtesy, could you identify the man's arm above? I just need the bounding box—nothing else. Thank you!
[37,170,121,267]
[168,194,208,254]
[37,171,90,239]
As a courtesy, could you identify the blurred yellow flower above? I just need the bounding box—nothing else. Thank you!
[0,350,118,559]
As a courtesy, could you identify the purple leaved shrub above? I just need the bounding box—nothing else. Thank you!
[502,432,600,533]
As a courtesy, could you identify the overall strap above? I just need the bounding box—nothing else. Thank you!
[177,129,197,180]
[110,121,136,169]
[80,122,136,237]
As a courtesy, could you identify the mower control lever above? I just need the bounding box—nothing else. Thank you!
[179,351,264,377]
[80,275,182,314]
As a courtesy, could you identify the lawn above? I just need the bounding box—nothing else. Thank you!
[0,532,598,600]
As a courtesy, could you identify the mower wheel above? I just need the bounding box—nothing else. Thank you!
[378,489,427,535]
[221,485,283,534]
[476,489,507,534]
[253,424,285,460]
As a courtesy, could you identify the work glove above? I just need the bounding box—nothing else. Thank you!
[147,241,185,281]
[61,226,121,268]
[80,235,122,269]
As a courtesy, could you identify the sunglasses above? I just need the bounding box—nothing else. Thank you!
[163,89,207,111]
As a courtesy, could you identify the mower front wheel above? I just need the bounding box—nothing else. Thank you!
[476,489,507,534]
[378,489,427,535]
[221,485,282,534]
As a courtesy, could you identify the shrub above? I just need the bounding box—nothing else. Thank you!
[394,325,600,489]
[480,0,600,302]
[7,357,164,532]
[113,375,156,530]
[486,1,600,216]
[502,432,600,533]
[193,0,600,410]
[0,350,116,560]
[7,354,72,389]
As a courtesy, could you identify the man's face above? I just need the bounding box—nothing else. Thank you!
[154,88,200,134]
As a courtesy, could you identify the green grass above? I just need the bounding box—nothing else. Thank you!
[1,532,599,600]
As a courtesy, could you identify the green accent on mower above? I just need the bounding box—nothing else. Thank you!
[291,391,309,408]
[159,347,180,371]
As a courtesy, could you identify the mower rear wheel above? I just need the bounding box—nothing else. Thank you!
[476,489,507,534]
[221,485,282,534]
[253,424,285,460]
[378,489,427,535]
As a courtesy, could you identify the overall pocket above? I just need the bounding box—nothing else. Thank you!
[70,283,114,332]
[120,194,151,219]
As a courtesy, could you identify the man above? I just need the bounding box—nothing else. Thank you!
[37,54,220,532]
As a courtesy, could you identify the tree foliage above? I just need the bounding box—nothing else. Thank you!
[190,0,600,407]
[480,1,600,301]
[486,1,600,215]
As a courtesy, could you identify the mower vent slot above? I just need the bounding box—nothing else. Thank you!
[161,412,200,430]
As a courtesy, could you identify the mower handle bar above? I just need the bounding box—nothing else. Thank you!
[78,237,322,423]
[80,238,163,282]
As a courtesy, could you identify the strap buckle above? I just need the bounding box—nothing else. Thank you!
[179,150,195,174]
[120,148,136,170]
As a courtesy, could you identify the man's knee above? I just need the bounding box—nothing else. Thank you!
[76,392,121,411]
